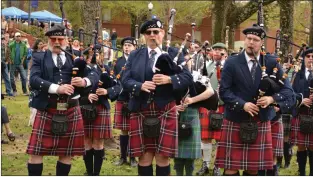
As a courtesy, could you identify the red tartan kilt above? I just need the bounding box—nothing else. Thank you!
[128,101,178,158]
[271,118,284,157]
[200,106,223,141]
[113,101,130,131]
[290,116,313,148]
[83,105,112,139]
[215,118,273,170]
[26,106,85,156]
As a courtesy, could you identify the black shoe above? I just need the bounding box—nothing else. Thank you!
[196,162,209,176]
[284,162,290,169]
[130,157,138,167]
[213,165,221,176]
[114,158,127,166]
[276,157,282,169]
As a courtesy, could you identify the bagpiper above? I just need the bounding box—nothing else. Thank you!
[290,47,313,176]
[215,24,295,175]
[121,18,192,176]
[80,48,116,176]
[26,24,98,176]
[196,42,227,176]
[111,37,138,167]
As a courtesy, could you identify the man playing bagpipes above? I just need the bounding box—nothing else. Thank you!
[26,24,99,176]
[121,18,193,176]
[215,24,295,176]
[81,48,117,176]
[110,37,138,167]
[290,48,313,176]
[196,42,227,176]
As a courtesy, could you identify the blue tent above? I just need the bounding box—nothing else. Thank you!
[21,10,62,23]
[1,7,28,19]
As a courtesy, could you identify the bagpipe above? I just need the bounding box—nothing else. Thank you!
[152,32,218,111]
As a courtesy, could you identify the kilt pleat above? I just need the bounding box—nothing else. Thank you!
[83,105,112,139]
[215,119,273,170]
[177,107,201,159]
[113,101,130,131]
[128,101,178,158]
[271,117,284,157]
[290,116,313,148]
[26,106,85,156]
[200,106,223,140]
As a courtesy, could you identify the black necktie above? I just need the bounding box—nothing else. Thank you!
[57,54,63,68]
[308,70,313,82]
[250,59,257,83]
[149,50,157,69]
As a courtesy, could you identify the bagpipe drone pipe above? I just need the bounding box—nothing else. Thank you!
[152,35,218,111]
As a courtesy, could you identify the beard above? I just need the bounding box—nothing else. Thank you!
[48,41,67,52]
[245,46,259,57]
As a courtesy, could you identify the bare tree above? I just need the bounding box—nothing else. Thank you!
[277,0,294,61]
[81,1,101,45]
[211,0,276,49]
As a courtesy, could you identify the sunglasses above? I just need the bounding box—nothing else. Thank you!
[16,36,21,37]
[306,55,313,59]
[145,30,160,35]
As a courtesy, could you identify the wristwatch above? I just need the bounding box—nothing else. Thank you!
[168,76,172,84]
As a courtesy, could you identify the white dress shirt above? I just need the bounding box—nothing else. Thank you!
[305,68,312,80]
[245,51,260,71]
[48,52,91,94]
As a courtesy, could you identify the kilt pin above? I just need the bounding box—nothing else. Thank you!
[290,116,313,148]
[83,104,112,139]
[215,118,273,171]
[271,117,284,157]
[128,101,178,158]
[200,106,223,141]
[113,101,130,131]
[26,106,85,156]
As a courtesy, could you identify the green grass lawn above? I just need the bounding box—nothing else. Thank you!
[1,81,310,175]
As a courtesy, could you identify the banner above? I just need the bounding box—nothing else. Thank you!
[31,0,38,9]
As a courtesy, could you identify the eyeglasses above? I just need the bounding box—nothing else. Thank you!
[145,30,160,35]
[306,55,313,59]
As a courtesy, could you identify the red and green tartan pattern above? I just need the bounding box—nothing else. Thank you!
[271,118,284,157]
[128,101,178,158]
[83,105,112,139]
[290,116,313,148]
[199,106,223,141]
[215,119,273,171]
[113,101,130,131]
[26,106,85,156]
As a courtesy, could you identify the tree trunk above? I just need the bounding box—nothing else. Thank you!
[19,0,25,11]
[212,0,231,44]
[309,0,313,46]
[130,13,136,38]
[228,26,235,51]
[49,1,54,13]
[6,0,12,8]
[81,0,101,45]
[278,0,294,62]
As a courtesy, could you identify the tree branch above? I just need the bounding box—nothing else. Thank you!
[226,0,276,27]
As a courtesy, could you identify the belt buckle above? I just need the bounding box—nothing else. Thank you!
[57,103,68,111]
